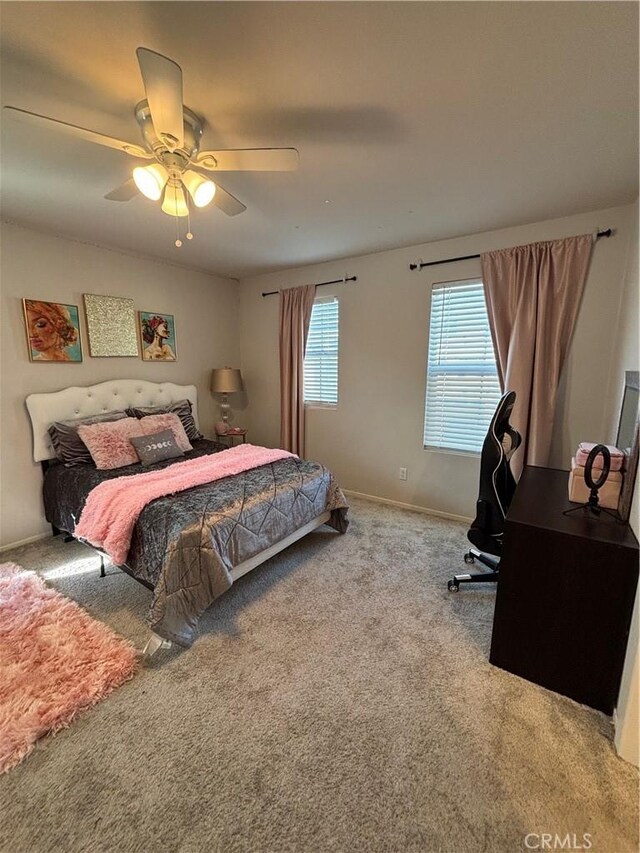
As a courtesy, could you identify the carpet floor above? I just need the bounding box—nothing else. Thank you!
[0,496,637,853]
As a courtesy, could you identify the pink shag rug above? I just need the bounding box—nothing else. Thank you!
[0,562,139,773]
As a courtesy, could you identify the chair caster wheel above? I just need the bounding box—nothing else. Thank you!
[464,552,475,564]
[447,580,459,592]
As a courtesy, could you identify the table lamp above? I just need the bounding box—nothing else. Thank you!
[211,367,243,433]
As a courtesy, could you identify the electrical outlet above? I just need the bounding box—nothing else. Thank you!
[399,467,407,481]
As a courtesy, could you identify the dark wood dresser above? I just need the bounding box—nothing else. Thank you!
[490,465,639,714]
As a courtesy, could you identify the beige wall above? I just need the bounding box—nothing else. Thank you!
[0,221,239,548]
[606,199,639,767]
[239,203,636,519]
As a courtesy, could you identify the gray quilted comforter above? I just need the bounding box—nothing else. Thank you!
[43,440,349,645]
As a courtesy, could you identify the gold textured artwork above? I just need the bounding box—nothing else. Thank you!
[83,294,139,357]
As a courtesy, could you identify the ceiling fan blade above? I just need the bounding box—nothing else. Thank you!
[104,179,138,201]
[136,47,184,151]
[2,106,151,158]
[211,183,247,217]
[196,148,299,172]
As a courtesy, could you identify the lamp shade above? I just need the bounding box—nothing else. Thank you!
[133,164,168,200]
[211,367,243,394]
[162,183,189,217]
[183,170,216,208]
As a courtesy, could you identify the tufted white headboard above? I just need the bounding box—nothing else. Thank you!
[25,379,199,462]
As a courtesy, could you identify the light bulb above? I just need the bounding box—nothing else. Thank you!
[162,184,189,217]
[132,164,168,200]
[193,181,215,207]
[186,232,193,240]
[182,170,216,208]
[175,239,182,247]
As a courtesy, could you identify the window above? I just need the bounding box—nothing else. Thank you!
[304,296,339,406]
[423,279,500,453]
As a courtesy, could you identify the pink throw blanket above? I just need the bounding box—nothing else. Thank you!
[74,444,296,565]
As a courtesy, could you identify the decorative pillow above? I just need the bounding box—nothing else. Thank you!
[48,410,128,466]
[130,430,184,466]
[77,418,146,470]
[126,399,202,442]
[136,413,193,452]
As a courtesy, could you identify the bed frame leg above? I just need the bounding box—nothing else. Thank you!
[99,554,106,578]
[143,633,172,659]
[52,524,73,543]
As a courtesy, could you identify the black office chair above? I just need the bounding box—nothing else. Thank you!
[447,391,521,592]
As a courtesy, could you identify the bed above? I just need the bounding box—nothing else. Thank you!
[26,379,349,651]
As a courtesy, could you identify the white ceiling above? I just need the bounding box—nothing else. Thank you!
[1,2,638,279]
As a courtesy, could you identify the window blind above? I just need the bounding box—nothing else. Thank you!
[424,279,501,453]
[304,296,339,405]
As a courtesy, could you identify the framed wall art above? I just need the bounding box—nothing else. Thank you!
[616,371,639,523]
[138,311,177,362]
[83,294,139,357]
[22,299,82,363]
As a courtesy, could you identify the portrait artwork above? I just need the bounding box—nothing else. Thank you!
[139,311,177,362]
[23,299,82,363]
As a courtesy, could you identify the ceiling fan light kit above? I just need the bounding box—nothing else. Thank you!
[4,46,298,248]
[162,182,189,218]
[133,163,168,201]
[182,170,216,208]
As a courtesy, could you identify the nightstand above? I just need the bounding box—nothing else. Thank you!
[216,429,247,446]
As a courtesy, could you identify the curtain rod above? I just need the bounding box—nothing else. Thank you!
[408,229,613,271]
[262,275,357,297]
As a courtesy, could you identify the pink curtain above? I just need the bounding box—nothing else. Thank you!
[279,284,316,455]
[481,235,593,476]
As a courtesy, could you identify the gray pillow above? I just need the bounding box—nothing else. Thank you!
[130,429,184,466]
[126,399,202,442]
[48,410,128,466]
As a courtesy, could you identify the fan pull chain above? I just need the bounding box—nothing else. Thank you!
[186,203,193,241]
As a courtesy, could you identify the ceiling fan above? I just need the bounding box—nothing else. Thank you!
[3,47,299,246]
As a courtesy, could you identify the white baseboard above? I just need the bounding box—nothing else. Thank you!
[343,489,472,524]
[0,532,50,553]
